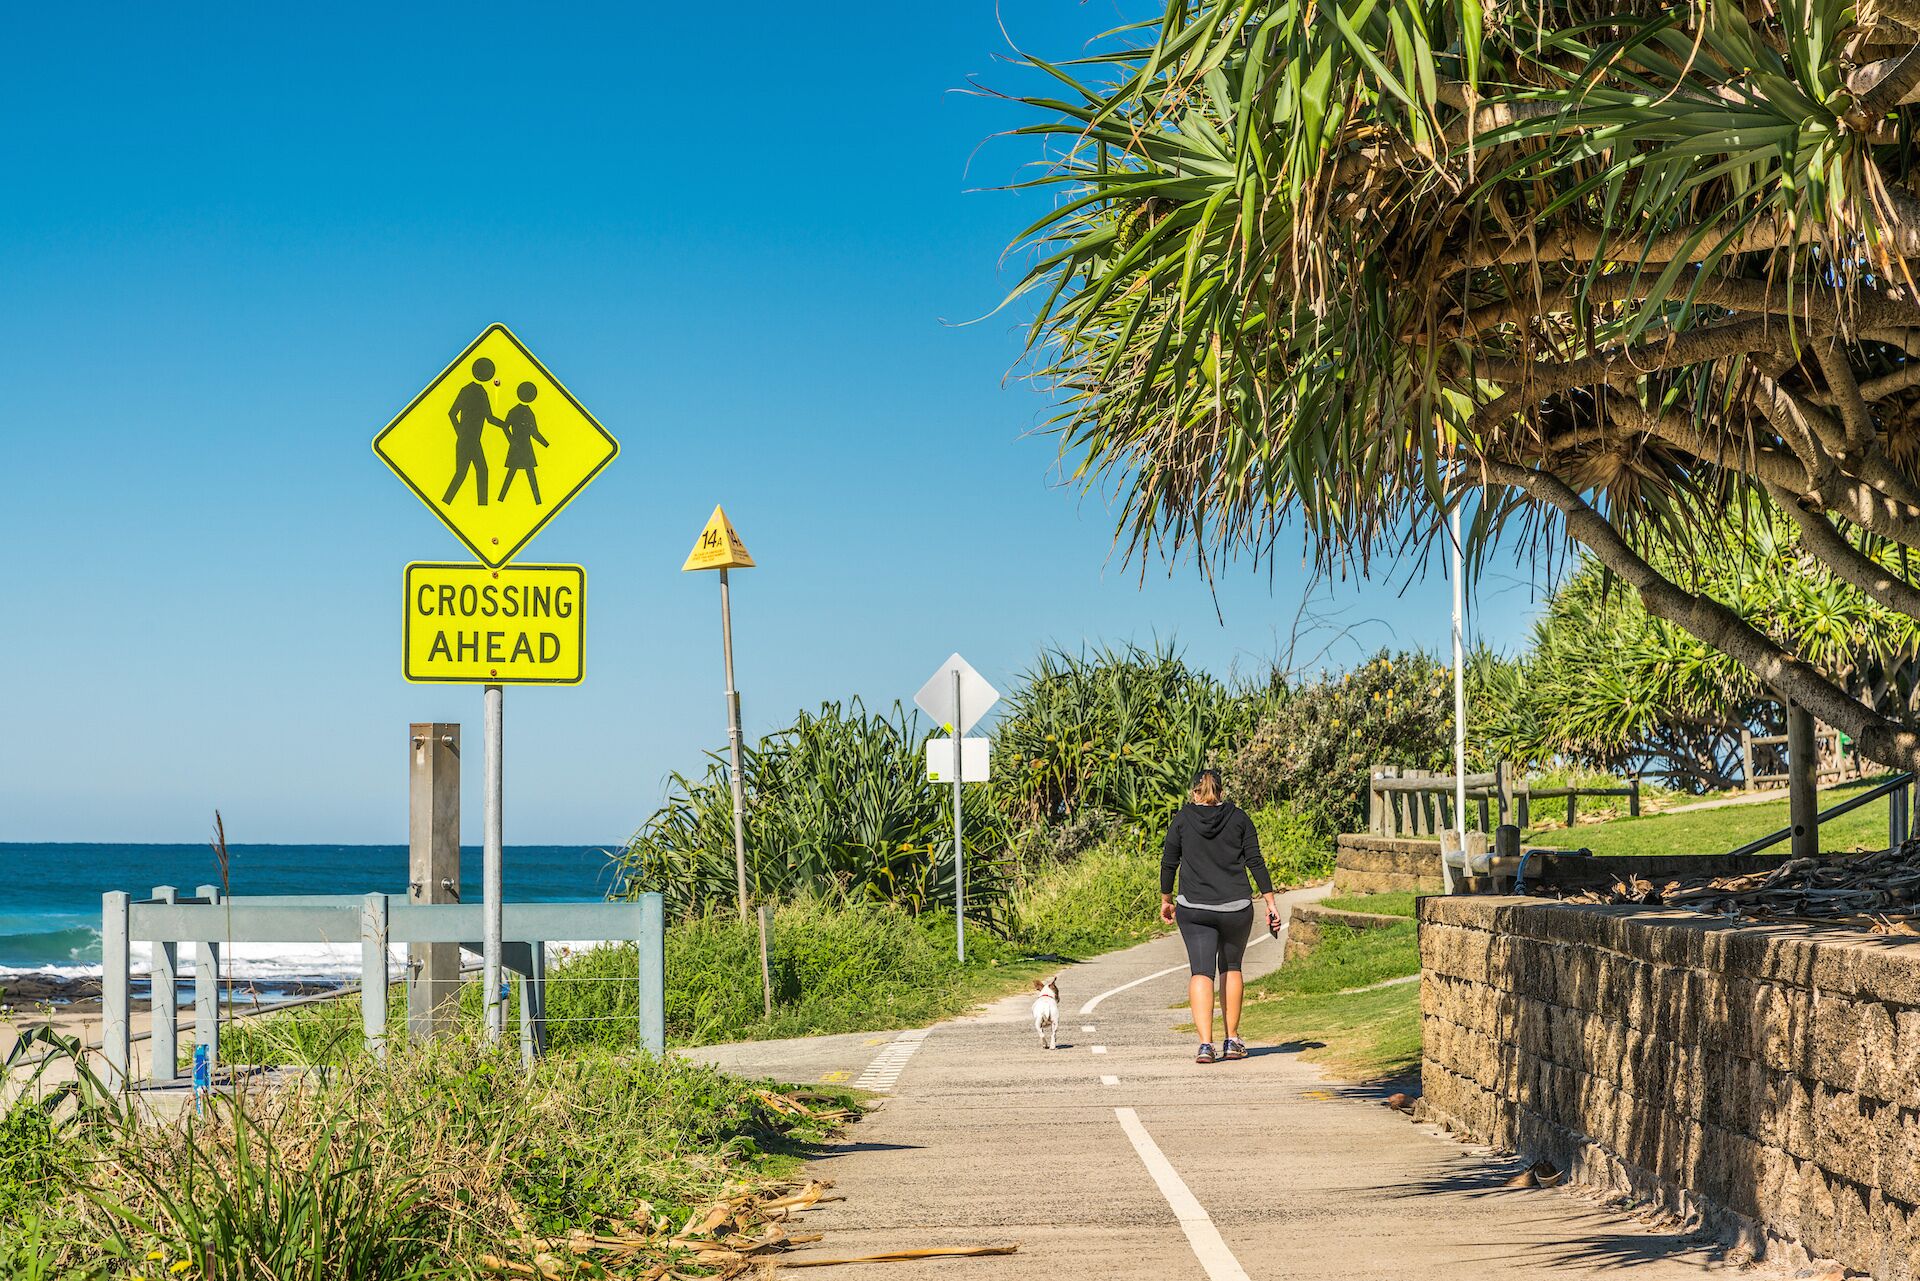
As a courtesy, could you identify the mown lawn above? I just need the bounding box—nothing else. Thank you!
[1523,779,1896,857]
[1319,890,1417,918]
[1189,920,1422,1081]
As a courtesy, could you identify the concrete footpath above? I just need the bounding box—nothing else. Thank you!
[688,885,1750,1279]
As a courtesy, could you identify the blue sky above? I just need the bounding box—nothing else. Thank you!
[1,3,1541,845]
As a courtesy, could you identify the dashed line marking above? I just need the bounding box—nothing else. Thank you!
[1115,1107,1251,1281]
[1091,1045,1107,1055]
[854,1029,928,1092]
[1100,1074,1120,1086]
[1081,1024,1096,1033]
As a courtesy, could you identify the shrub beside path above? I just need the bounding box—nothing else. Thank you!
[687,886,1747,1279]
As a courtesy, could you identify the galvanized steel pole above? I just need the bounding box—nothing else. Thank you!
[720,567,750,921]
[483,683,504,1045]
[953,668,965,963]
[1449,505,1466,894]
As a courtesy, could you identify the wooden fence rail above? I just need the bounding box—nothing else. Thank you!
[1367,763,1640,838]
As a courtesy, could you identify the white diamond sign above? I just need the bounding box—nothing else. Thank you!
[914,653,1000,734]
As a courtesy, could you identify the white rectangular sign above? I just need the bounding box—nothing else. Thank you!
[926,737,990,784]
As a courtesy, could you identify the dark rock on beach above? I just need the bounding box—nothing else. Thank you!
[1,972,102,1006]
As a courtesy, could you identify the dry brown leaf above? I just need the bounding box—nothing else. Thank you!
[777,1244,1022,1267]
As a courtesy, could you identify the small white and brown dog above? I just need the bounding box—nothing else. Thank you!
[1031,976,1061,1050]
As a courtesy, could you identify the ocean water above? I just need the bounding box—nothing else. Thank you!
[3,842,625,983]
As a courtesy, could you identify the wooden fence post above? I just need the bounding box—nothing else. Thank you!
[1628,780,1641,818]
[1495,761,1514,827]
[1740,727,1754,788]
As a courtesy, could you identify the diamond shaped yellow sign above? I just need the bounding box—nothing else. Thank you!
[373,324,618,567]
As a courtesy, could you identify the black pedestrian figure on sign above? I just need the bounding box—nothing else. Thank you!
[441,357,506,506]
[497,381,549,504]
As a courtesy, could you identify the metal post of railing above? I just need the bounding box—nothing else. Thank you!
[194,883,222,1079]
[101,892,130,1093]
[637,892,665,1054]
[1788,701,1818,859]
[361,893,389,1060]
[518,943,548,1066]
[150,886,178,1085]
[1893,777,1912,849]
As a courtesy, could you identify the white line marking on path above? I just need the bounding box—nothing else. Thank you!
[854,1029,928,1092]
[1100,1075,1120,1086]
[1079,924,1283,1015]
[1079,964,1186,1015]
[1115,1107,1250,1281]
[1091,1045,1107,1055]
[1081,1024,1096,1033]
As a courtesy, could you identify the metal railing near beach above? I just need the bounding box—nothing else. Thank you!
[99,887,665,1092]
[1367,763,1640,838]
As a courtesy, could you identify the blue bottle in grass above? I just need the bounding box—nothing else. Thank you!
[192,1044,209,1115]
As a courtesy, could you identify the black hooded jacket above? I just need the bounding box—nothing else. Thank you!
[1160,802,1273,905]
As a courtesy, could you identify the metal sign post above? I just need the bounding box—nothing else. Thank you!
[682,506,757,922]
[952,669,965,963]
[1448,504,1465,894]
[914,654,1000,962]
[721,568,749,921]
[483,683,505,1043]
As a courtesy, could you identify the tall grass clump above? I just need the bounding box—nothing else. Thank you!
[615,700,1010,923]
[996,641,1273,839]
[1012,840,1168,956]
[2,1032,848,1276]
[1251,801,1335,886]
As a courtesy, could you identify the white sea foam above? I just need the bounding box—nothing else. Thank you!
[0,940,615,984]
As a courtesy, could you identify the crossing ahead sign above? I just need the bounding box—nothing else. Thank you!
[373,325,619,568]
[403,562,584,684]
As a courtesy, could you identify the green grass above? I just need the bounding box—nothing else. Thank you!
[1319,891,1417,918]
[1250,802,1336,886]
[1523,778,1894,856]
[1013,839,1171,956]
[1,1033,854,1277]
[1225,921,1422,1081]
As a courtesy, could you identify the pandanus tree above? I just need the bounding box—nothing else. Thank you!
[1006,0,1920,771]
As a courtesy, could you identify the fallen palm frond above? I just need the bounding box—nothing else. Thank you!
[479,1178,844,1277]
[776,1244,1022,1268]
[1556,841,1920,930]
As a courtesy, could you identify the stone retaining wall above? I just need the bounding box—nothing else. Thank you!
[1335,834,1789,896]
[1284,902,1405,962]
[1420,895,1920,1277]
[1333,835,1446,894]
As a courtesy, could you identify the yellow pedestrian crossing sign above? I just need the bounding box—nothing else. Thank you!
[681,505,755,571]
[373,324,618,568]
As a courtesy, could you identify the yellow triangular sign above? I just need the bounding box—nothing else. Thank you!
[682,505,755,571]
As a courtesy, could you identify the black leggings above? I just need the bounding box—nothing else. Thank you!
[1175,902,1254,977]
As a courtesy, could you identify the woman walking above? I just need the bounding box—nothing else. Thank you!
[1160,769,1279,1064]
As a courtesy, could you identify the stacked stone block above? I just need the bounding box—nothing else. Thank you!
[1284,902,1407,962]
[1334,834,1447,894]
[1419,896,1920,1277]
